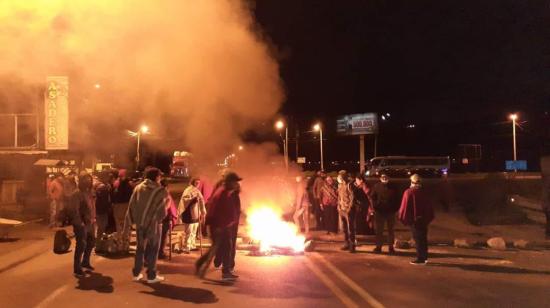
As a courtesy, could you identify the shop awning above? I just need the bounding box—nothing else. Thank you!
[33,159,65,167]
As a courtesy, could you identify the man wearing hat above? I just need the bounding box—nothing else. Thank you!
[337,170,356,252]
[196,171,242,281]
[370,174,400,254]
[399,174,434,265]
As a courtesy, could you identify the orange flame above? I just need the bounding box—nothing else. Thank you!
[247,201,305,253]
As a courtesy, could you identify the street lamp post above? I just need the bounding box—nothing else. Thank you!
[135,125,149,170]
[276,120,289,172]
[510,113,518,162]
[313,123,324,171]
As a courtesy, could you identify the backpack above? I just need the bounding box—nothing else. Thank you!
[53,229,71,254]
[181,197,199,224]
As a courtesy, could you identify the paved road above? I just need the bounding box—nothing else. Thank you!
[1,238,549,308]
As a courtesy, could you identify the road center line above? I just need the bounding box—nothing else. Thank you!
[34,256,106,308]
[311,252,385,308]
[303,256,359,308]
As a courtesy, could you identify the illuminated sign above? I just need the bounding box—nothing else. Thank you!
[45,76,69,150]
[505,160,527,171]
[336,113,378,135]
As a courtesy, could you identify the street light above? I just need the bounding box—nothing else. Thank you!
[313,123,324,171]
[275,120,289,171]
[509,113,518,162]
[128,125,150,170]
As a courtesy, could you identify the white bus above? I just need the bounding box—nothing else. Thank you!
[366,156,450,178]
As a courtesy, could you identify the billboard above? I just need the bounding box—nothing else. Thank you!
[336,113,378,135]
[45,76,69,150]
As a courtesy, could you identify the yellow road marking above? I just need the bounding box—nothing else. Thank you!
[311,252,385,308]
[303,257,359,308]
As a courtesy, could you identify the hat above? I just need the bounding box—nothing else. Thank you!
[410,174,421,184]
[224,171,243,182]
[338,170,348,177]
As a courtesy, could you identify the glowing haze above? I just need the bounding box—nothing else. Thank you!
[0,0,284,164]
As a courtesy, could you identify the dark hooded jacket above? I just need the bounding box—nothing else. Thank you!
[60,190,91,226]
[370,182,400,214]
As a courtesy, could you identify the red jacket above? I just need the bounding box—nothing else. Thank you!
[205,188,240,229]
[398,186,434,226]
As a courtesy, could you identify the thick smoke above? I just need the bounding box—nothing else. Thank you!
[0,0,284,167]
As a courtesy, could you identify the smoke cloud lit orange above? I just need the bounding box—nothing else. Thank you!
[0,0,284,166]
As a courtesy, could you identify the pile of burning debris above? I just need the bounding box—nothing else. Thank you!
[245,204,314,256]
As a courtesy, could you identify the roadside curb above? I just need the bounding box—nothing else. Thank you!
[309,234,550,251]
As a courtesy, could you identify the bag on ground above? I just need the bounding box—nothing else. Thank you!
[53,229,71,254]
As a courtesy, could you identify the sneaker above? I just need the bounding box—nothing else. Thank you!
[147,275,165,284]
[195,262,207,278]
[388,247,396,255]
[133,273,144,281]
[349,245,356,253]
[340,244,350,251]
[410,259,427,265]
[74,271,86,278]
[81,264,95,271]
[158,254,167,260]
[372,247,382,254]
[222,273,238,281]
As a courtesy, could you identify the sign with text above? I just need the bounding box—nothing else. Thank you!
[45,76,69,150]
[505,160,527,171]
[297,157,306,164]
[336,113,378,135]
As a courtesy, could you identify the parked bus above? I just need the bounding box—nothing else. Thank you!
[366,156,450,178]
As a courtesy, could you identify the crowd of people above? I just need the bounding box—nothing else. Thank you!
[294,170,434,265]
[47,163,434,285]
[48,167,243,282]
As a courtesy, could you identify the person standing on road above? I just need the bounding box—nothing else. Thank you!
[158,179,178,259]
[399,174,434,265]
[179,178,206,254]
[94,171,113,239]
[320,176,338,235]
[59,175,95,277]
[113,170,135,244]
[293,175,310,234]
[195,172,241,282]
[312,171,326,230]
[352,175,372,236]
[48,173,64,228]
[128,167,168,283]
[337,170,356,253]
[370,174,400,254]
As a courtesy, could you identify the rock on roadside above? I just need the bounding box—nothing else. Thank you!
[487,237,507,250]
[513,239,531,249]
[454,238,474,249]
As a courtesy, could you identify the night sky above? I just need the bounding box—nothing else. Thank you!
[251,0,550,170]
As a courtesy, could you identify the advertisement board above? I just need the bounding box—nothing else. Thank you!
[336,113,378,135]
[45,76,69,150]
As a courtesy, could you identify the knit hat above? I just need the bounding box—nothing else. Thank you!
[410,174,421,184]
